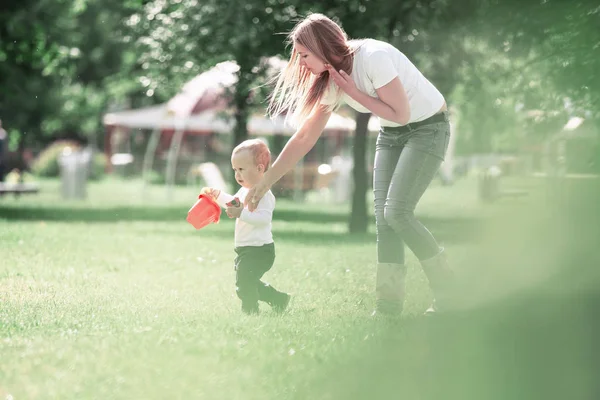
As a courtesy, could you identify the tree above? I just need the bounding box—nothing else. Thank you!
[0,0,146,170]
[133,1,467,231]
[131,0,304,185]
[479,0,599,115]
[430,0,600,152]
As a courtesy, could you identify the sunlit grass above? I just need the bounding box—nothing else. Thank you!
[1,176,598,399]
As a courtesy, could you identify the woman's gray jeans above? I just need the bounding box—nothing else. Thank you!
[373,112,451,264]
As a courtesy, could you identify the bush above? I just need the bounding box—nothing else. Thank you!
[89,152,107,181]
[4,169,36,184]
[31,140,107,180]
[31,140,81,178]
[145,170,165,185]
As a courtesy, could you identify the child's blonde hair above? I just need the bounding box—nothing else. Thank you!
[232,139,271,171]
[268,13,355,125]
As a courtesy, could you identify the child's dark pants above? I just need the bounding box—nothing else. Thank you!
[234,243,286,314]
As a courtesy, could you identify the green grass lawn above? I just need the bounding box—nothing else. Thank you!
[1,177,598,399]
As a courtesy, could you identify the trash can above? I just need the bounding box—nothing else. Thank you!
[59,147,92,199]
[479,165,502,203]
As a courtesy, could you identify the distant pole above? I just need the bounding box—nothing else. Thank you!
[293,157,304,202]
[165,119,187,201]
[141,127,161,194]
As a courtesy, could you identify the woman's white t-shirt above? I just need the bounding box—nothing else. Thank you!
[321,39,445,127]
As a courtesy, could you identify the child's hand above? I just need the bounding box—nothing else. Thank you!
[201,187,220,200]
[226,203,243,219]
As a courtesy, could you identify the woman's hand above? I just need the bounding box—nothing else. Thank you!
[244,178,271,212]
[243,106,331,212]
[325,64,358,98]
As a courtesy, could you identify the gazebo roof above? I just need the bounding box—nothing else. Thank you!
[103,58,381,135]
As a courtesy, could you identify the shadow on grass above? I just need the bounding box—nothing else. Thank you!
[292,185,600,400]
[198,228,379,246]
[0,206,349,224]
[294,289,600,400]
[292,245,600,399]
[0,206,184,222]
[200,219,479,245]
[0,206,483,243]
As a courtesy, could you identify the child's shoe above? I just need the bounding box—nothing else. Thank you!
[271,293,291,314]
[242,302,259,315]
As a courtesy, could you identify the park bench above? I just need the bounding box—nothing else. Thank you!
[0,182,40,198]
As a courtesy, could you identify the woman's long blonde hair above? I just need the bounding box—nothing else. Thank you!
[268,13,354,125]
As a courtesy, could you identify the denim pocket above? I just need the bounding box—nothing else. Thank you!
[375,129,397,149]
[405,122,450,161]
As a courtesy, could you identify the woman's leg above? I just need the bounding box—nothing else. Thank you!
[374,140,405,265]
[373,135,408,314]
[383,121,454,313]
[383,123,450,260]
[383,146,444,260]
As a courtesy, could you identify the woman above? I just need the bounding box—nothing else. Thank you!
[246,13,454,315]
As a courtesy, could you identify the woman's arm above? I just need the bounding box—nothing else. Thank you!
[360,77,410,125]
[326,66,410,125]
[244,106,332,210]
[266,106,332,185]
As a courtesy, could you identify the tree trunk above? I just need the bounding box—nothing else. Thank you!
[273,133,285,156]
[230,104,249,188]
[230,63,251,188]
[349,112,371,233]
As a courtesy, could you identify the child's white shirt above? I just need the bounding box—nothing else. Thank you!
[216,187,275,248]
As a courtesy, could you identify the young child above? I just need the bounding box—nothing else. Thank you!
[203,139,290,315]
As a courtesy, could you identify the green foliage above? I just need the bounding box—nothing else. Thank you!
[475,0,600,115]
[30,140,82,178]
[0,0,145,150]
[4,169,35,184]
[89,152,107,181]
[401,0,600,154]
[1,0,598,157]
[30,140,107,180]
[144,170,166,185]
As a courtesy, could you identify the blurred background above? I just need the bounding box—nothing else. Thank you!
[0,0,598,220]
[1,1,599,399]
